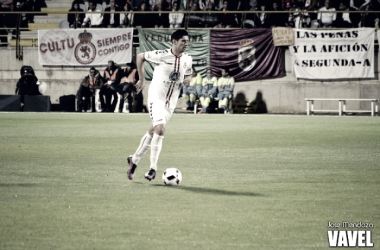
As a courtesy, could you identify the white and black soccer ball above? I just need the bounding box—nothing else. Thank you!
[162,168,182,186]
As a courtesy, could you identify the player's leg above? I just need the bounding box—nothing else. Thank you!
[145,103,172,181]
[127,123,154,180]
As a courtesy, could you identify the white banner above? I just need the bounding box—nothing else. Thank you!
[290,28,375,79]
[38,28,133,66]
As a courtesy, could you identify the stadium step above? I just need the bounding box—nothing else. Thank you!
[41,7,70,16]
[34,15,66,24]
[28,22,60,31]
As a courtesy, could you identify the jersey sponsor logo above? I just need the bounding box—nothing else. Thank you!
[169,71,181,81]
[155,49,168,54]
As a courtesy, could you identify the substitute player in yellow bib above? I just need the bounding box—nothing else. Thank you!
[127,30,193,181]
[217,68,234,113]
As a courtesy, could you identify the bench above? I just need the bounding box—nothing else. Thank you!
[194,97,233,114]
[305,98,379,116]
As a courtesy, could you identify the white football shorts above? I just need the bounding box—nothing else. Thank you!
[148,99,174,127]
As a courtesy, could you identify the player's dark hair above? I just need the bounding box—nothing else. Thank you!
[171,29,188,43]
[90,67,96,71]
[223,67,229,74]
[108,60,115,66]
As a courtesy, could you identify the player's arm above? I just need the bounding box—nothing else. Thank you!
[135,53,146,94]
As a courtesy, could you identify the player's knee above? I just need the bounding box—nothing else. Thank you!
[154,124,165,136]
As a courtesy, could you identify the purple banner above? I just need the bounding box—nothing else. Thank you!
[210,29,284,81]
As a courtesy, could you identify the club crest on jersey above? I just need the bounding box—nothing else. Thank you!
[183,62,187,69]
[169,71,181,81]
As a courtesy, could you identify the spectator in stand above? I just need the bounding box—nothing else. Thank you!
[359,0,380,27]
[335,0,360,27]
[285,1,297,27]
[188,2,203,27]
[217,67,234,113]
[103,0,121,27]
[217,0,237,28]
[303,0,319,27]
[131,0,146,10]
[249,2,270,28]
[0,0,13,11]
[169,1,184,28]
[14,0,30,29]
[120,2,134,27]
[100,60,120,112]
[198,68,218,114]
[68,1,85,28]
[268,1,288,27]
[182,67,201,111]
[77,67,104,112]
[148,0,160,10]
[134,2,153,27]
[153,0,169,28]
[4,3,18,40]
[82,0,104,28]
[202,2,218,27]
[317,0,336,27]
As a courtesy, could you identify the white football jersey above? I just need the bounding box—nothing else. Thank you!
[144,49,192,111]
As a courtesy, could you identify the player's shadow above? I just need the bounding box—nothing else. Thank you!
[152,184,261,197]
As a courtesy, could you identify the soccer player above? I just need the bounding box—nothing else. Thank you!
[217,67,235,113]
[127,29,193,181]
[198,68,218,114]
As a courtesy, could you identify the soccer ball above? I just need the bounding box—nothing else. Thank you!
[162,168,182,186]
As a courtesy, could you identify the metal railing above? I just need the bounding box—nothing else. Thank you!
[1,9,379,60]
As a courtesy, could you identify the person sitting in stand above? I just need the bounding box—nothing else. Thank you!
[335,0,361,27]
[182,67,201,111]
[317,0,337,28]
[120,2,134,27]
[67,0,85,28]
[82,0,103,28]
[169,1,184,28]
[198,68,218,114]
[216,0,237,28]
[153,0,169,28]
[188,2,203,27]
[268,1,288,27]
[217,67,234,113]
[133,2,153,28]
[103,0,121,28]
[77,67,104,112]
[100,60,120,112]
[202,2,218,27]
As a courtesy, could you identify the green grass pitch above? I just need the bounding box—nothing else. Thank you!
[0,113,379,249]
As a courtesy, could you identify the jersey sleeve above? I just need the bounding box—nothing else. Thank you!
[143,50,164,64]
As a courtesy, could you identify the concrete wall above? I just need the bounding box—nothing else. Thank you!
[1,46,379,113]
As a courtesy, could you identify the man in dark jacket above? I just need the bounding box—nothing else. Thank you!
[101,60,120,112]
[103,0,121,28]
[77,67,104,112]
[335,0,361,27]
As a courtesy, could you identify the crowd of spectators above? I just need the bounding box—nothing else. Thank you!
[64,0,380,29]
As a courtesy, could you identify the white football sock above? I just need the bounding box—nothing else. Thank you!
[132,132,152,164]
[150,133,164,171]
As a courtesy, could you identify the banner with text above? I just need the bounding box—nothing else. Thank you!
[138,29,210,80]
[38,28,134,66]
[210,29,284,80]
[290,28,375,79]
